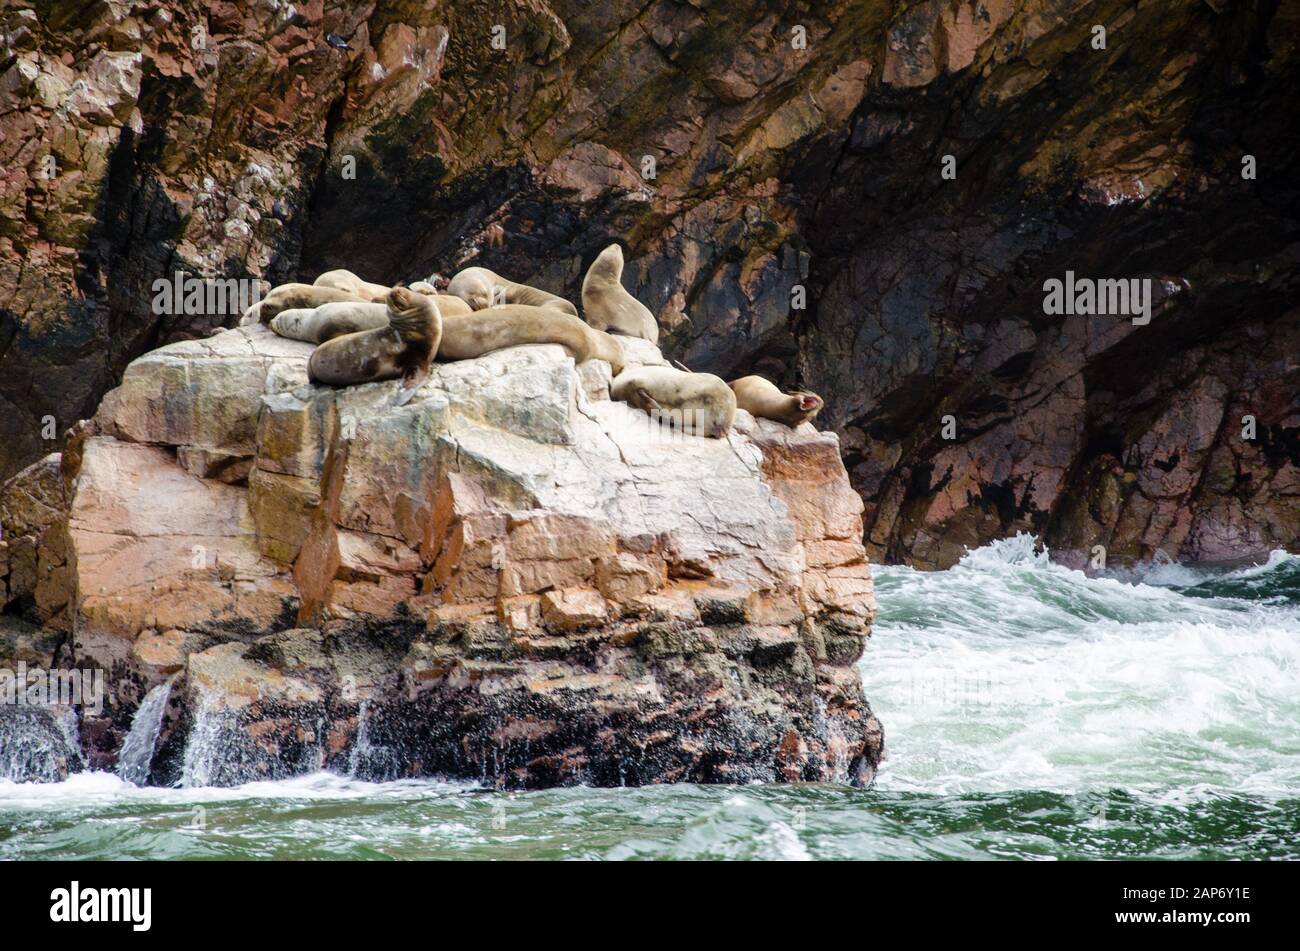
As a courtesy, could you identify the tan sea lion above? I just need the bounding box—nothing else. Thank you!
[581,244,658,344]
[273,294,473,343]
[433,294,473,317]
[408,282,473,315]
[270,301,390,343]
[446,266,579,316]
[611,365,735,438]
[313,268,391,301]
[729,375,824,428]
[406,282,473,317]
[308,287,442,405]
[242,283,363,324]
[438,304,624,373]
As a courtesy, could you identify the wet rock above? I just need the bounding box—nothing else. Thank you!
[4,326,881,788]
[0,706,80,784]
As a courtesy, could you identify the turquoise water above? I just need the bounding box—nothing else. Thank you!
[3,537,1297,860]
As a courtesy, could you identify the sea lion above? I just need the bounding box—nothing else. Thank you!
[308,287,442,405]
[446,266,579,316]
[611,365,735,438]
[729,375,824,428]
[581,244,659,344]
[273,295,474,343]
[242,283,363,324]
[432,293,473,317]
[313,268,391,302]
[438,304,624,373]
[270,301,390,343]
[406,281,473,316]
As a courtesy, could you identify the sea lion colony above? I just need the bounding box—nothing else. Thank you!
[243,246,824,435]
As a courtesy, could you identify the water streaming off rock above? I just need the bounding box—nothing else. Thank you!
[346,700,402,782]
[116,676,177,786]
[178,693,222,789]
[347,700,373,779]
[0,707,79,784]
[178,691,328,788]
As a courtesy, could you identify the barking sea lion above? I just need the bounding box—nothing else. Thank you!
[729,375,824,428]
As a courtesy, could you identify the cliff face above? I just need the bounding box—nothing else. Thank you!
[1,328,880,787]
[3,0,1298,568]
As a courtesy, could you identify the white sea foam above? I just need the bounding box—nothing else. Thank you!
[0,769,473,809]
[862,535,1300,798]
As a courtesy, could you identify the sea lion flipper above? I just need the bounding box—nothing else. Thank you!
[392,364,430,406]
[634,386,661,412]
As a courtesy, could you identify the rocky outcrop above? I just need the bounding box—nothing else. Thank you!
[2,328,880,787]
[0,453,72,631]
[3,1,1296,568]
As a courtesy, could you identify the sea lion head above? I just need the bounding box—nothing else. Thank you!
[666,384,735,438]
[387,284,423,316]
[589,244,624,282]
[458,273,494,310]
[386,286,439,341]
[409,280,438,296]
[790,390,824,423]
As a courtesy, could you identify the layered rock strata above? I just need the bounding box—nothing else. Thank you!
[2,328,881,787]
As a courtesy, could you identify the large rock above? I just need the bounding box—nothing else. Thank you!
[16,326,882,788]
